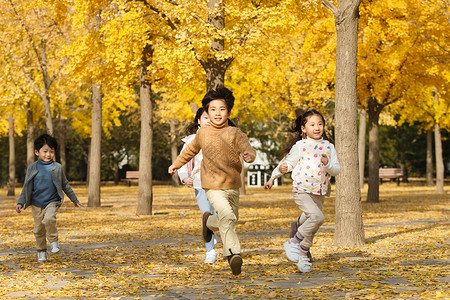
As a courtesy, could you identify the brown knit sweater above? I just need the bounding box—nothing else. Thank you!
[173,122,256,190]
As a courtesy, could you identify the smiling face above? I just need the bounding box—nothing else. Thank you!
[207,99,230,127]
[35,144,55,162]
[197,111,210,128]
[301,114,324,140]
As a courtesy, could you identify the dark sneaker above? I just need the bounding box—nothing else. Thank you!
[202,212,213,242]
[228,254,243,275]
[289,220,313,262]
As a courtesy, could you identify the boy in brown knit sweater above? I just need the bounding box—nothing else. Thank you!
[168,87,256,275]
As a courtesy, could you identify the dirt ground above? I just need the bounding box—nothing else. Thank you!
[0,182,448,299]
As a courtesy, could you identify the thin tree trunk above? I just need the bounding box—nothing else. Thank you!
[41,46,54,135]
[88,83,102,207]
[169,119,180,187]
[367,97,382,203]
[26,105,35,167]
[113,162,119,185]
[426,129,433,186]
[7,116,15,196]
[358,109,366,189]
[59,118,67,174]
[434,122,444,194]
[323,0,364,247]
[433,88,444,194]
[137,42,154,215]
[399,151,408,183]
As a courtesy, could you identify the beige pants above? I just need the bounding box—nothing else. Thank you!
[293,191,325,249]
[31,202,59,251]
[205,189,240,257]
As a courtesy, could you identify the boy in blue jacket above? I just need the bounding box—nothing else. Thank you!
[16,134,83,262]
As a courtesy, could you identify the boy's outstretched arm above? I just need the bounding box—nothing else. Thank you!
[242,150,255,163]
[15,204,23,213]
[168,165,178,175]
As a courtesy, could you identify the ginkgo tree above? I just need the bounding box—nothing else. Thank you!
[0,0,71,136]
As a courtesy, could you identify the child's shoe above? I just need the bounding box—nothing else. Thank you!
[297,255,312,273]
[37,251,47,262]
[289,222,313,263]
[202,212,213,242]
[204,249,217,264]
[50,241,60,253]
[284,240,300,262]
[227,254,243,275]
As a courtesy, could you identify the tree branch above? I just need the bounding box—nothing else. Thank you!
[321,0,338,16]
[10,52,44,99]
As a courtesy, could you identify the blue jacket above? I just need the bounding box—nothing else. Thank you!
[17,161,79,209]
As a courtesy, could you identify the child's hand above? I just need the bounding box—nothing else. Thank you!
[74,202,84,208]
[242,151,254,163]
[168,165,177,175]
[15,204,23,214]
[280,163,288,174]
[183,177,194,188]
[264,178,274,190]
[321,154,329,165]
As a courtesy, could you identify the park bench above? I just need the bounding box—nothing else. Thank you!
[122,171,139,186]
[379,168,404,185]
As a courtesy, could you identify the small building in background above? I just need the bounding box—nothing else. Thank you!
[245,138,282,187]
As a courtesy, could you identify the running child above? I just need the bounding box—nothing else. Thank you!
[169,87,256,275]
[16,134,83,262]
[264,110,340,273]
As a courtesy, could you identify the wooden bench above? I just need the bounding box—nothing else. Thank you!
[379,168,404,185]
[122,171,139,186]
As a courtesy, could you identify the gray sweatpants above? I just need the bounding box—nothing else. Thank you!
[293,191,325,249]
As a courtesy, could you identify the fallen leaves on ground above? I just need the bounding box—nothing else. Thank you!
[0,182,448,299]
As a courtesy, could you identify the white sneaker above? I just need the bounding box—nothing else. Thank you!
[37,251,47,262]
[297,255,312,273]
[284,240,300,262]
[50,241,60,253]
[204,250,217,264]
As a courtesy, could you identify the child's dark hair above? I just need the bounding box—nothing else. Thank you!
[201,86,235,112]
[280,109,328,157]
[34,134,58,151]
[186,107,206,135]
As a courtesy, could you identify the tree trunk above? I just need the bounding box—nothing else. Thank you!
[433,88,444,194]
[26,105,35,167]
[113,162,119,185]
[323,0,364,247]
[59,118,67,174]
[399,150,408,183]
[426,129,433,186]
[137,42,154,215]
[358,109,366,189]
[367,97,383,203]
[41,56,54,135]
[434,122,444,194]
[199,0,233,91]
[88,83,102,207]
[7,116,15,196]
[169,119,180,187]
